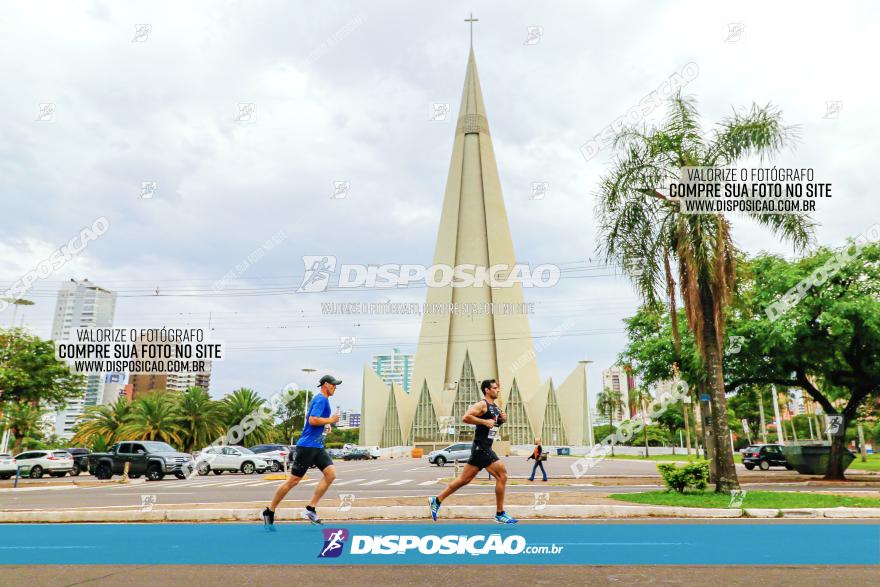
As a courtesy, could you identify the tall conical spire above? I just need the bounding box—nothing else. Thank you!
[407,48,541,422]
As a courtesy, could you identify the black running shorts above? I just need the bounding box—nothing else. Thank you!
[290,447,333,478]
[467,444,499,470]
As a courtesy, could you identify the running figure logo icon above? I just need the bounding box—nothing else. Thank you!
[298,255,337,292]
[318,528,349,558]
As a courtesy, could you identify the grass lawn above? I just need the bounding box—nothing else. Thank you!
[610,490,880,509]
[847,454,880,471]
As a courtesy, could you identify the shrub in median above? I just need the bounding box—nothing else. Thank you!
[657,460,710,493]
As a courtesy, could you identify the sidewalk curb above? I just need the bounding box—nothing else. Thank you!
[4,505,880,523]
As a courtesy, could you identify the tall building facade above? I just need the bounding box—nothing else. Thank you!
[128,330,212,398]
[371,348,414,392]
[51,279,117,437]
[360,46,592,448]
[338,410,361,429]
[600,366,632,422]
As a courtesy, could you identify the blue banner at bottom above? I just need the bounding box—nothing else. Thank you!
[1,523,878,565]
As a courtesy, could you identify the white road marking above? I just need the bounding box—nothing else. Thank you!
[332,478,366,486]
[388,479,412,486]
[107,492,193,496]
[359,479,389,486]
[213,480,254,487]
[418,479,440,486]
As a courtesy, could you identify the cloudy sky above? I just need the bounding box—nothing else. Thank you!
[2,1,878,413]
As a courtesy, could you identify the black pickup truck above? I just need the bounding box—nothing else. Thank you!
[88,441,194,481]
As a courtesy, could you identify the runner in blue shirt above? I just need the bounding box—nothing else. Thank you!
[263,374,341,527]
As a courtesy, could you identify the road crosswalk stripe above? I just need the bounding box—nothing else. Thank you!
[388,479,412,486]
[332,478,366,486]
[418,479,440,486]
[359,479,389,486]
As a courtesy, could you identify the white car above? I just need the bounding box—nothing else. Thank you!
[427,443,472,466]
[195,445,270,475]
[14,450,74,478]
[0,454,17,480]
[247,444,290,472]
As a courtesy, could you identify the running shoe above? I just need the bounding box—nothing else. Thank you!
[301,509,323,525]
[428,496,441,521]
[495,511,518,524]
[262,507,275,529]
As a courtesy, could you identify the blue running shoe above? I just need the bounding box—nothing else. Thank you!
[495,511,518,524]
[428,496,441,521]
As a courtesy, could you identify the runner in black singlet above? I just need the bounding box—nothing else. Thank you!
[428,379,517,524]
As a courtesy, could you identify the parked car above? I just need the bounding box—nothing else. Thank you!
[741,444,793,471]
[14,450,74,478]
[342,448,371,461]
[427,443,472,466]
[248,444,289,472]
[327,448,345,459]
[65,448,91,476]
[88,441,194,481]
[0,454,17,480]
[366,446,381,459]
[195,445,269,475]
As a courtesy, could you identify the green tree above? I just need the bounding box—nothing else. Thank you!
[72,396,133,448]
[176,387,224,452]
[620,307,702,456]
[725,243,880,478]
[221,388,274,446]
[0,328,85,408]
[596,93,814,491]
[1,329,85,452]
[274,389,308,445]
[119,392,183,447]
[596,387,624,456]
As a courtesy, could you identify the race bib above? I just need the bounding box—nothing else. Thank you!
[488,428,498,441]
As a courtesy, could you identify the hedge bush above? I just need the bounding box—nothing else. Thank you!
[657,460,710,493]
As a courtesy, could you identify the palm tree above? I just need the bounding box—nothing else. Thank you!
[596,93,814,491]
[221,388,274,446]
[596,387,624,456]
[2,402,44,454]
[176,387,224,452]
[72,397,132,448]
[119,391,183,447]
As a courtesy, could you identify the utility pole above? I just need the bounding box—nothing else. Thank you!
[758,388,768,444]
[857,422,867,462]
[297,368,317,444]
[771,385,785,444]
[673,364,691,458]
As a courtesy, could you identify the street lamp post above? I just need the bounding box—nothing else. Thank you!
[295,368,317,444]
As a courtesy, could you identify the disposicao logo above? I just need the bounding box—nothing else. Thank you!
[318,528,349,558]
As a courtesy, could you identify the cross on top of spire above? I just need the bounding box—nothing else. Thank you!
[464,13,478,49]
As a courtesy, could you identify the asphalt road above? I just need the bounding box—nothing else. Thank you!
[3,457,877,511]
